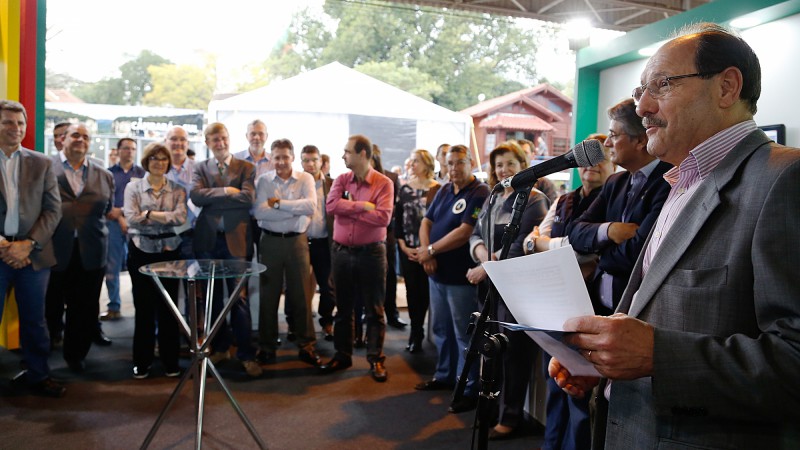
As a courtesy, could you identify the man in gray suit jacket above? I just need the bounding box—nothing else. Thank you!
[46,123,114,374]
[190,122,261,377]
[0,100,64,397]
[550,23,800,448]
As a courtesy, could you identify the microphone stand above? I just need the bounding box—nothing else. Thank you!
[451,182,533,450]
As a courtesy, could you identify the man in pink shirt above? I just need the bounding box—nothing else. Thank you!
[319,134,394,382]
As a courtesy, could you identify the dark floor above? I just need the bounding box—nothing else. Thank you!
[0,277,544,449]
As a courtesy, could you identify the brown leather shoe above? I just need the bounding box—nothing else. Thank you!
[99,310,122,321]
[370,361,387,382]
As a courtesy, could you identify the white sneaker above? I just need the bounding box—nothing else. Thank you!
[133,366,150,379]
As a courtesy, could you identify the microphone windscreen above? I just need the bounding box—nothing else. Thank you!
[573,139,606,167]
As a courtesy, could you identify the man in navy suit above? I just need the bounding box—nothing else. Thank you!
[567,98,671,315]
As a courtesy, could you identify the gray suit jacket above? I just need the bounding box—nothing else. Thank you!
[51,157,114,271]
[605,130,800,449]
[0,148,62,270]
[190,156,255,258]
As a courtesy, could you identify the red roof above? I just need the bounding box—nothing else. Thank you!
[479,113,554,132]
[460,83,571,118]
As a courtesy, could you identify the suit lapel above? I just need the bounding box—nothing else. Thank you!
[206,159,223,187]
[53,157,77,198]
[626,130,772,317]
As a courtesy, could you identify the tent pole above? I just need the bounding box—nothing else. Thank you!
[470,123,482,169]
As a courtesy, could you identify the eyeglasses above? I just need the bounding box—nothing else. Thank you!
[632,71,721,102]
[148,156,169,162]
[607,131,628,141]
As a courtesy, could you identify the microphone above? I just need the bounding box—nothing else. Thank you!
[501,139,606,190]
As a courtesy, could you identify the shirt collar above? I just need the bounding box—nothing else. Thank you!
[59,151,88,168]
[633,158,660,182]
[663,119,758,187]
[214,153,232,167]
[145,176,172,192]
[0,148,20,161]
[270,169,299,182]
[245,149,269,163]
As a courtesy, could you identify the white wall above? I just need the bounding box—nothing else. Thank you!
[596,13,800,147]
[597,60,647,134]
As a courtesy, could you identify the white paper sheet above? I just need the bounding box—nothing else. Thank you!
[483,245,600,377]
[482,246,595,331]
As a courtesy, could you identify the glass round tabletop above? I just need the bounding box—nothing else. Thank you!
[139,259,266,280]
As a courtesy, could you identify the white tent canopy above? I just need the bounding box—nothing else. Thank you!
[208,62,472,175]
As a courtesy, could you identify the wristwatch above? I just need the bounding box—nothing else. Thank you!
[28,239,41,250]
[525,236,537,254]
[274,200,280,210]
[427,244,436,256]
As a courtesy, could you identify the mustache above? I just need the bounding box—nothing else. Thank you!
[643,117,666,128]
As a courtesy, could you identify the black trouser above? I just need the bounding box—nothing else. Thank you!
[309,237,335,327]
[331,242,386,362]
[398,250,429,342]
[494,298,537,429]
[48,239,104,363]
[128,242,181,370]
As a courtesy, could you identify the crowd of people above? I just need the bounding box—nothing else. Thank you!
[1,21,798,449]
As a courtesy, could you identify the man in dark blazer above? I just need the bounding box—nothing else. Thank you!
[190,122,261,378]
[47,123,114,373]
[567,98,671,314]
[0,100,64,397]
[552,23,800,449]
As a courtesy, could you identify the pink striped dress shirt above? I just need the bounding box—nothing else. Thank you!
[641,120,758,276]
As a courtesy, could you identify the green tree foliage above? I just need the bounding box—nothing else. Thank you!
[252,1,555,110]
[144,63,216,109]
[73,77,127,105]
[59,50,172,106]
[120,50,172,105]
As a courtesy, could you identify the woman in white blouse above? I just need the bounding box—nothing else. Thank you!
[124,142,187,379]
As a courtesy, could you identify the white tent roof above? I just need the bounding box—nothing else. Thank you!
[209,61,471,124]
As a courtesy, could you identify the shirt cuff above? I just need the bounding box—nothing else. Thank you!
[548,236,568,250]
[468,238,484,263]
[597,222,611,244]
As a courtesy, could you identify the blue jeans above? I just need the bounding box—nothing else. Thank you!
[104,220,126,312]
[542,352,591,450]
[0,262,52,384]
[195,233,257,361]
[428,279,479,396]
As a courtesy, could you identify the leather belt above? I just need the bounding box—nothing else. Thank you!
[332,241,384,252]
[137,232,178,239]
[262,229,301,238]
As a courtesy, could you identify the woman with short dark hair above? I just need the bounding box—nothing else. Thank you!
[124,142,187,379]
